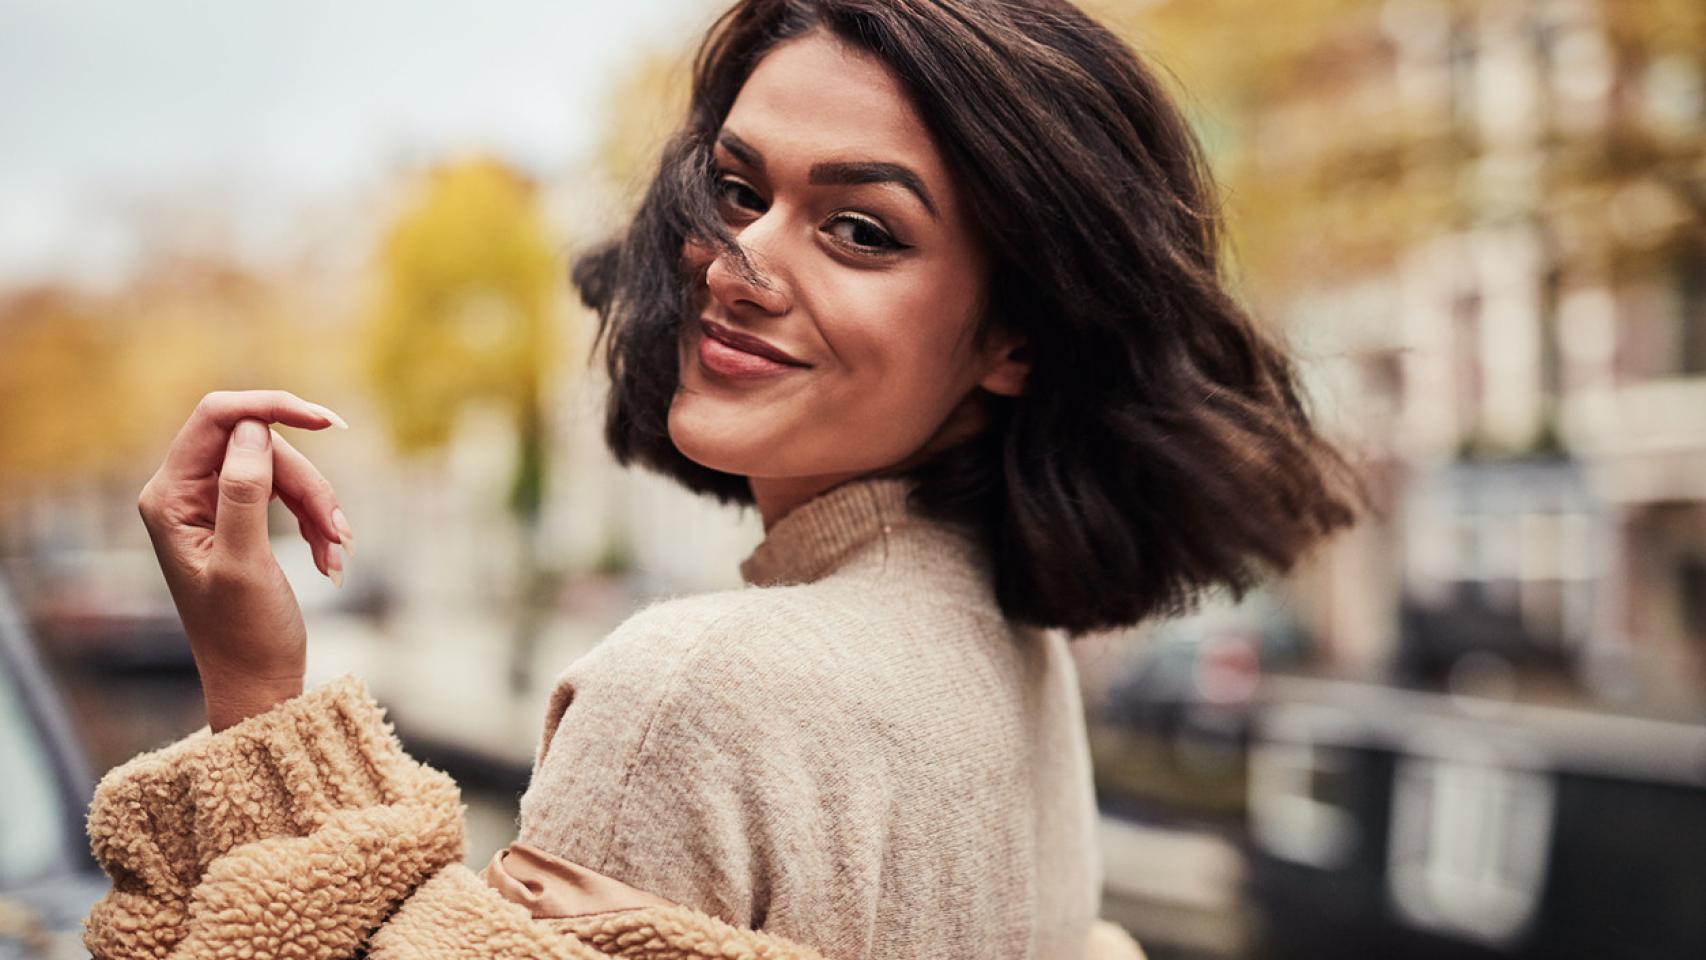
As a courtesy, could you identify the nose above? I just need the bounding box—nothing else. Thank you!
[702,219,790,317]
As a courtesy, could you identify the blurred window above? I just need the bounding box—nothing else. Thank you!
[1451,290,1484,437]
[1617,246,1706,382]
[1249,740,1357,868]
[1387,756,1553,946]
[0,662,67,886]
[1680,555,1706,642]
[1677,246,1706,377]
[1539,267,1563,406]
[1447,20,1478,134]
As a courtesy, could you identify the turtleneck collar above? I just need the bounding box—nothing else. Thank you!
[738,475,990,593]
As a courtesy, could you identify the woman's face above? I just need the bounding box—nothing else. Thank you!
[668,28,1026,522]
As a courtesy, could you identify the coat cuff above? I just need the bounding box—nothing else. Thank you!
[84,673,443,899]
[83,674,467,960]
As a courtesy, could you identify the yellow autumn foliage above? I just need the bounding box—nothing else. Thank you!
[361,157,565,456]
[596,47,696,199]
[0,261,325,500]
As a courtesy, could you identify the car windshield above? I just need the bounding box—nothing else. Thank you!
[0,660,69,886]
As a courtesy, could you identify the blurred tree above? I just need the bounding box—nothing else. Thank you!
[1085,0,1426,303]
[1088,0,1705,305]
[1088,0,1370,106]
[361,156,567,688]
[0,258,314,516]
[1615,0,1706,60]
[363,157,563,458]
[0,290,129,495]
[1601,0,1706,235]
[596,46,695,196]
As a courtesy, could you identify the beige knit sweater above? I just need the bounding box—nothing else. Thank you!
[83,476,1144,960]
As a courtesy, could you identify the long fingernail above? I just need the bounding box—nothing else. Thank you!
[331,508,356,557]
[328,544,345,589]
[313,404,350,430]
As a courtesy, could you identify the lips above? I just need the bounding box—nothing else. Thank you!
[698,318,810,367]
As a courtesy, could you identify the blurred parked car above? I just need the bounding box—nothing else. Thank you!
[7,549,191,673]
[0,575,106,959]
[1093,588,1310,823]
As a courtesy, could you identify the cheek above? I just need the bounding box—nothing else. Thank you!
[680,237,714,282]
[666,250,988,476]
[822,271,981,408]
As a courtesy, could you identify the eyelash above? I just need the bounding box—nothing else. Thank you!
[712,172,909,256]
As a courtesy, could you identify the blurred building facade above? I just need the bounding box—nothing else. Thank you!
[1218,0,1706,710]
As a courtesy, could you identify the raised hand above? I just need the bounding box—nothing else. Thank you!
[136,390,355,731]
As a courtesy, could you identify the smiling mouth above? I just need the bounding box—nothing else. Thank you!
[698,318,811,368]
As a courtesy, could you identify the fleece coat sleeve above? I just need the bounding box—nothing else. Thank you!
[79,674,837,960]
[81,674,467,960]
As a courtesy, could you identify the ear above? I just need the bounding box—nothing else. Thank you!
[977,334,1030,398]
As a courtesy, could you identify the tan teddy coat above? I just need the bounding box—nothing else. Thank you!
[82,476,1145,959]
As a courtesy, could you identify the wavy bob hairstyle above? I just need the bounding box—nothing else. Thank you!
[573,0,1365,636]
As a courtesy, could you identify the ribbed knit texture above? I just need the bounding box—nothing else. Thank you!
[518,476,1103,959]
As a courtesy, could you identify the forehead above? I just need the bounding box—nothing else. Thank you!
[723,31,953,192]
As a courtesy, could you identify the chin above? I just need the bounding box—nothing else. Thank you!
[666,393,767,478]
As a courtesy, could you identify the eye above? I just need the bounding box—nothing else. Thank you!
[825,214,907,255]
[713,173,765,215]
[711,170,910,258]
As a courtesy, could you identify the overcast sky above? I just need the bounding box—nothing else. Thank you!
[0,0,708,287]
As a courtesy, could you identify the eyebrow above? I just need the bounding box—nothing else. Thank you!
[717,130,940,221]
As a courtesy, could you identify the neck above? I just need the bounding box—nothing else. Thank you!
[748,393,993,531]
[748,474,860,532]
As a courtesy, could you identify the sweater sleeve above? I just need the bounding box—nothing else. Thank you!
[81,674,467,960]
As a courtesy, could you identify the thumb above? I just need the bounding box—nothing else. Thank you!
[214,418,275,560]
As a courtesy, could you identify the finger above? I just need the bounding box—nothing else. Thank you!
[281,488,344,585]
[213,419,275,560]
[291,504,345,588]
[160,390,348,484]
[280,487,331,576]
[294,508,331,577]
[270,429,353,551]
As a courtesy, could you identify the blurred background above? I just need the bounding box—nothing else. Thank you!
[1,0,1703,957]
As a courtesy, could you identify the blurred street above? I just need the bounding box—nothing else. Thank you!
[4,0,1706,956]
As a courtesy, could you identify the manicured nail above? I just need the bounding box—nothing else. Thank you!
[327,544,345,589]
[313,404,350,430]
[233,419,270,450]
[331,508,356,557]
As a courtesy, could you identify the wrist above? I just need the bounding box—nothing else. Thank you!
[198,667,305,732]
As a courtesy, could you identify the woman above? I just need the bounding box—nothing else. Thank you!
[86,0,1362,957]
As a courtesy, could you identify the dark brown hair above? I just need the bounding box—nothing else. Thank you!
[573,0,1366,636]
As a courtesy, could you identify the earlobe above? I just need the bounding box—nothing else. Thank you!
[978,342,1030,398]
